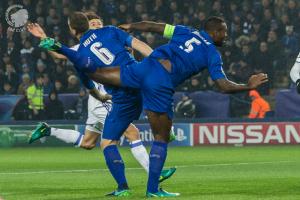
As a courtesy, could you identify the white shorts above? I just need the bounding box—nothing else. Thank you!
[85,123,103,134]
[85,106,108,134]
[85,85,111,134]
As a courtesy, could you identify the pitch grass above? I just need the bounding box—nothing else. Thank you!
[0,146,299,200]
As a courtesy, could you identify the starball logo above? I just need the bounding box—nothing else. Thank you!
[5,4,29,32]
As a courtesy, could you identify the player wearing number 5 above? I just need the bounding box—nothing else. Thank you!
[39,16,268,197]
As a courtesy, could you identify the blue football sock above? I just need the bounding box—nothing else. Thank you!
[103,145,128,190]
[147,141,168,193]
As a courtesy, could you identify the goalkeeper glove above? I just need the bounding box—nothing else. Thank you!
[39,37,62,51]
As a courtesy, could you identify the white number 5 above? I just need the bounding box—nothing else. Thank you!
[90,42,115,65]
[180,37,201,53]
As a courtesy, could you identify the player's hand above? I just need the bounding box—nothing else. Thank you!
[39,37,62,51]
[247,73,268,89]
[296,79,300,94]
[27,23,47,39]
[100,94,112,102]
[119,24,131,32]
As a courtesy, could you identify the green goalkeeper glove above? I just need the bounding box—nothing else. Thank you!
[39,37,62,51]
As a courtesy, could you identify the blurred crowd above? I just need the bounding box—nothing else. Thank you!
[0,0,299,98]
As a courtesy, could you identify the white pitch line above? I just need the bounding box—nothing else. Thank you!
[0,160,296,175]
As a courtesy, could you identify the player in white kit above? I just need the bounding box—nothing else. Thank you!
[290,52,300,93]
[85,82,109,136]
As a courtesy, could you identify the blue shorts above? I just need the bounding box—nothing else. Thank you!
[120,57,174,119]
[102,98,142,140]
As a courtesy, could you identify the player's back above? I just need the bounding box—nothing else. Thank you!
[77,26,141,103]
[78,26,136,70]
[150,25,225,87]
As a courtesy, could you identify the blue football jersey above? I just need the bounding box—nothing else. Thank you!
[77,26,136,73]
[150,25,226,87]
[70,26,140,103]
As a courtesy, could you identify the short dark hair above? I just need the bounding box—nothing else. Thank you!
[85,11,102,21]
[68,11,89,34]
[204,16,225,32]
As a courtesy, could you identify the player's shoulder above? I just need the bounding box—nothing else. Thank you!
[95,26,122,36]
[174,24,194,34]
[102,25,119,32]
[197,30,219,53]
[84,27,111,36]
[206,45,221,62]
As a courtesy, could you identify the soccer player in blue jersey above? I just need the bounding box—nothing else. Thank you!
[40,16,268,197]
[30,12,176,197]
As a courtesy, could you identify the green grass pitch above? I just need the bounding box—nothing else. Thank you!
[0,146,299,200]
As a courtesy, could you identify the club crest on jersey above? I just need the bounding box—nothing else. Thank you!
[85,57,92,68]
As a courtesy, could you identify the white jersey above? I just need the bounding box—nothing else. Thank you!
[290,52,300,83]
[71,44,110,133]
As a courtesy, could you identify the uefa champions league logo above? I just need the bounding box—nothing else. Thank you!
[5,4,29,32]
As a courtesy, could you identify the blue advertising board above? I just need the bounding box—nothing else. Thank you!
[76,123,192,146]
[119,123,192,146]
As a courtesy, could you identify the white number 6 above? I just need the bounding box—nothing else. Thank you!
[90,42,115,65]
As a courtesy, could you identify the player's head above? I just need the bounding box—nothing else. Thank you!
[204,16,227,47]
[85,11,103,29]
[68,11,89,37]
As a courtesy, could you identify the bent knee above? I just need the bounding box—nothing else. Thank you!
[124,125,140,141]
[101,139,118,150]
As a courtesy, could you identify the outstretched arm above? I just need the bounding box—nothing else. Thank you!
[214,73,268,94]
[76,68,112,102]
[38,37,79,63]
[89,87,112,102]
[28,24,114,99]
[130,37,153,57]
[27,23,47,39]
[27,23,67,60]
[119,21,166,35]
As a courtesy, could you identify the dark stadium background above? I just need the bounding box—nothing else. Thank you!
[1,0,300,120]
[0,1,300,200]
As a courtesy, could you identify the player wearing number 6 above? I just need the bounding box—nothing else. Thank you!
[39,16,268,197]
[29,12,177,197]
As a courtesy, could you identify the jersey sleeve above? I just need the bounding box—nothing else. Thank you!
[207,48,226,81]
[111,26,133,47]
[58,45,79,63]
[163,24,190,39]
[74,65,95,90]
